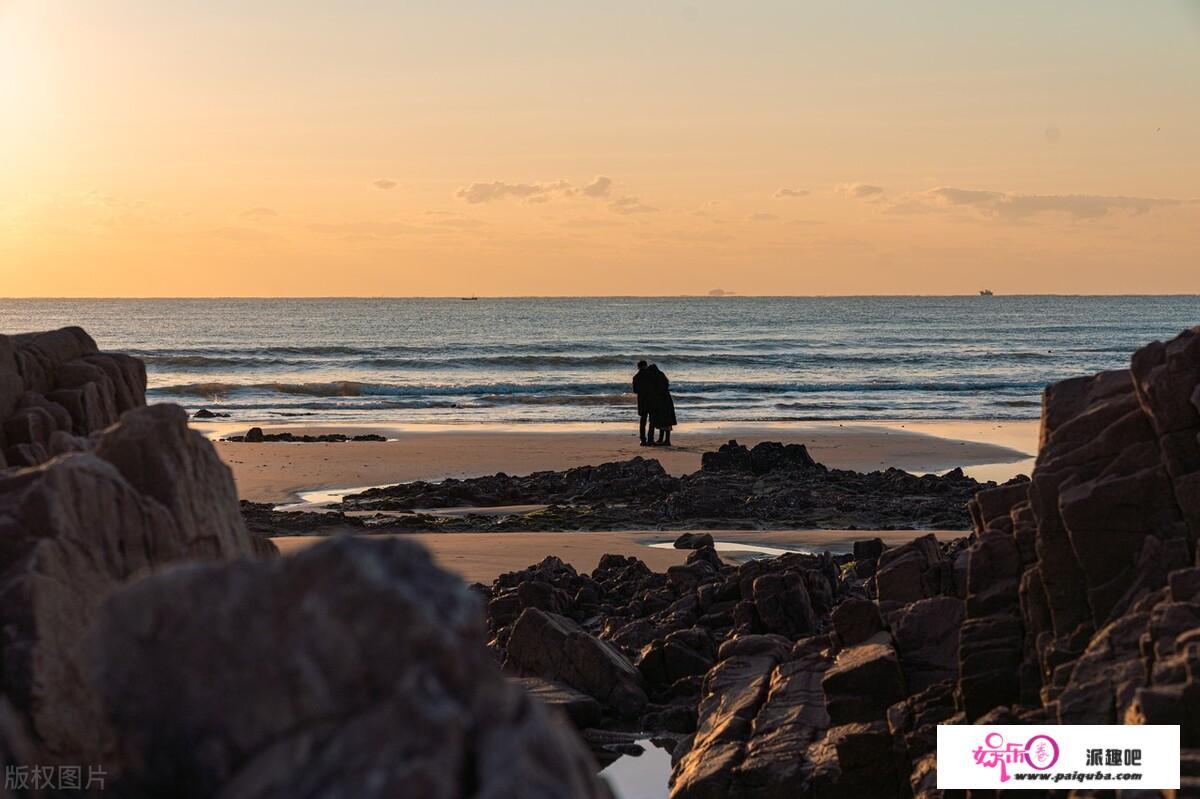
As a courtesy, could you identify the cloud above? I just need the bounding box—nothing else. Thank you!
[373,179,397,190]
[747,212,779,222]
[456,180,572,204]
[901,186,1187,221]
[837,183,884,199]
[581,175,613,198]
[609,195,658,215]
[456,176,624,205]
[774,188,810,198]
[240,207,277,220]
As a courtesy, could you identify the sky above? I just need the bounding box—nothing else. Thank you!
[1,0,1198,297]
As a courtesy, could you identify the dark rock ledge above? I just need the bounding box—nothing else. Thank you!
[222,426,387,443]
[475,325,1200,798]
[0,328,610,797]
[243,441,1009,536]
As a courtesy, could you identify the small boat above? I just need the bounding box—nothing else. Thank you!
[461,296,479,301]
[979,289,994,296]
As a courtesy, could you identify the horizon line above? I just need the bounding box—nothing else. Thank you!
[2,293,1200,301]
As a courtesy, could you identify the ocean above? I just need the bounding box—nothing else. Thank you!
[1,296,1195,426]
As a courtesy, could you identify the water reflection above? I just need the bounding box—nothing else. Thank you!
[599,739,672,799]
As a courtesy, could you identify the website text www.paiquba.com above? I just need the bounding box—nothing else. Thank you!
[1014,771,1144,783]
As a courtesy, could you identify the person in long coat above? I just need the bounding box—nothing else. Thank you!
[632,360,653,445]
[644,364,677,446]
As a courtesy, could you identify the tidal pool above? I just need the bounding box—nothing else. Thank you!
[599,740,672,799]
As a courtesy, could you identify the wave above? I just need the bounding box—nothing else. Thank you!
[149,377,1045,402]
[137,346,1062,372]
[475,393,633,407]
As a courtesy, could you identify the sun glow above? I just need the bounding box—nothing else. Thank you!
[0,1,1197,297]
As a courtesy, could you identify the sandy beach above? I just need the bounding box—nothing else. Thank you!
[229,419,1030,584]
[271,529,967,584]
[207,419,1038,504]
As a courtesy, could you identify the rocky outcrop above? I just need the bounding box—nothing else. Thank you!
[254,440,1005,537]
[222,429,386,442]
[1,327,604,798]
[0,329,268,765]
[930,325,1200,790]
[479,327,1200,796]
[344,456,679,511]
[479,526,970,793]
[1,327,145,468]
[506,607,649,717]
[93,537,608,798]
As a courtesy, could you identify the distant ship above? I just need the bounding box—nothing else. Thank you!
[461,296,479,301]
[979,289,994,296]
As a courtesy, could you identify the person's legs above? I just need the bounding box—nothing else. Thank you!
[639,412,649,444]
[646,420,657,445]
[661,425,672,446]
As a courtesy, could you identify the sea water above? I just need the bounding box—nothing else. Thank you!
[1,296,1194,425]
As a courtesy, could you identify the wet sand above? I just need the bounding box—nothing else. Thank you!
[209,419,1038,504]
[271,529,965,584]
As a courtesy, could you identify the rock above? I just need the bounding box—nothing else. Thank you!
[505,607,648,717]
[93,537,607,798]
[957,612,1023,720]
[752,571,817,639]
[669,635,793,797]
[819,721,903,798]
[638,630,715,688]
[700,440,753,472]
[0,404,265,764]
[821,642,906,726]
[513,677,604,728]
[641,704,697,735]
[191,408,230,419]
[748,441,817,474]
[832,598,885,647]
[875,534,944,607]
[853,538,884,561]
[886,680,959,766]
[732,642,832,794]
[222,431,386,443]
[889,596,964,693]
[673,532,715,550]
[0,328,145,467]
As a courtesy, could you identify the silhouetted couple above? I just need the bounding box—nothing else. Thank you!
[633,360,677,446]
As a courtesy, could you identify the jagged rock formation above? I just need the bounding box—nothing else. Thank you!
[478,533,970,779]
[93,537,608,799]
[0,329,267,763]
[945,325,1200,789]
[0,404,272,763]
[0,328,606,797]
[1,327,145,468]
[482,325,1200,798]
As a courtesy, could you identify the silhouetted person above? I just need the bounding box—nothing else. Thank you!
[632,360,652,445]
[643,363,677,446]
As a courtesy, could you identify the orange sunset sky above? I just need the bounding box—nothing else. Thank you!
[1,1,1198,297]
